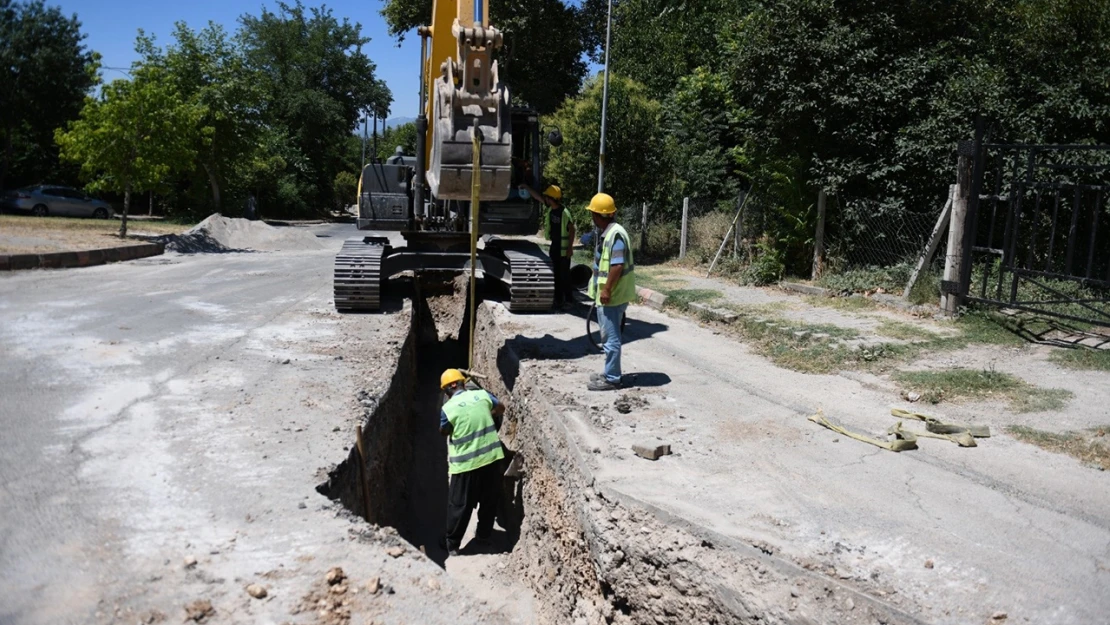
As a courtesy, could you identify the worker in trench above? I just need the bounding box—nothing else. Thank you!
[587,193,636,391]
[438,368,506,556]
[520,183,575,309]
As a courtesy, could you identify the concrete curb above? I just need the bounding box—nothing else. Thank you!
[636,286,667,310]
[0,242,164,272]
[779,281,831,297]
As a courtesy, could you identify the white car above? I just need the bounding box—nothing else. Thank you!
[1,185,113,219]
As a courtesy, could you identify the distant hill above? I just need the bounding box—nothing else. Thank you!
[385,117,416,129]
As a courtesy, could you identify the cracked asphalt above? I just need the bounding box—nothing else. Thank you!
[0,224,512,625]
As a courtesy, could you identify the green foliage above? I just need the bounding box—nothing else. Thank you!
[333,171,357,208]
[135,23,263,215]
[375,122,419,161]
[1050,348,1110,372]
[55,65,203,235]
[239,1,391,216]
[0,0,99,190]
[380,0,590,114]
[818,263,912,294]
[543,73,666,216]
[892,367,1072,412]
[741,236,785,286]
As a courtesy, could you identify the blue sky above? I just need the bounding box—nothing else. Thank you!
[54,0,423,120]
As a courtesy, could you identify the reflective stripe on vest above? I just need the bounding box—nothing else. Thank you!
[443,389,505,474]
[588,223,636,306]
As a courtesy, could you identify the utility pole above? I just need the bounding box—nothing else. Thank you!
[597,0,613,194]
[361,114,368,168]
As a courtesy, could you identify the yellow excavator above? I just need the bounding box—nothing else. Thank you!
[334,0,560,312]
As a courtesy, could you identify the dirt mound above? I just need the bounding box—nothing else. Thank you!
[160,214,324,253]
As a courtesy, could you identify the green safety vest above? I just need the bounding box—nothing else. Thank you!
[588,223,636,306]
[443,389,505,475]
[550,206,572,252]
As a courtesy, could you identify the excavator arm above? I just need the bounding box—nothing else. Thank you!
[418,0,512,204]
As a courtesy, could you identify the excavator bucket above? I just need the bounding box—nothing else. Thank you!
[426,21,512,202]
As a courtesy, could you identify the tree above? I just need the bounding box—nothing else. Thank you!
[55,66,202,237]
[381,0,592,114]
[543,73,667,226]
[0,0,99,190]
[137,22,262,213]
[238,1,391,215]
[375,122,419,161]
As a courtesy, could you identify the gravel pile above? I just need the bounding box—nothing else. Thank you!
[161,214,324,253]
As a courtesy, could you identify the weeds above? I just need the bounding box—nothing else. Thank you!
[1007,425,1110,470]
[892,367,1072,412]
[664,289,723,311]
[1049,348,1110,371]
[876,319,939,342]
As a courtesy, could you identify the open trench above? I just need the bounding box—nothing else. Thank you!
[317,277,921,625]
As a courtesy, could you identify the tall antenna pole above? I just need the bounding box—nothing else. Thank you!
[597,0,613,193]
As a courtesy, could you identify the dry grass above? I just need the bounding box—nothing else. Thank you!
[1008,425,1110,471]
[0,215,187,254]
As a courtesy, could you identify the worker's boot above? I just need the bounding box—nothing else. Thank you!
[588,377,622,392]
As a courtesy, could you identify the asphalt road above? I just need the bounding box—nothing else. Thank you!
[0,223,507,625]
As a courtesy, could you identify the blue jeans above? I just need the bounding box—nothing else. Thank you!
[598,303,627,383]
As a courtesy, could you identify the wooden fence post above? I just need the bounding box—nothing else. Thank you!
[903,185,955,300]
[942,146,974,315]
[679,197,689,259]
[811,189,827,279]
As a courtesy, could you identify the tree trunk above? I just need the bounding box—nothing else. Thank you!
[202,162,221,210]
[0,124,12,193]
[120,183,131,238]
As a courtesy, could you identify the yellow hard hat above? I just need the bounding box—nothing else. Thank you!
[543,185,562,200]
[586,193,616,215]
[440,369,466,389]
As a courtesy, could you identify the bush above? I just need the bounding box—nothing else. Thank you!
[643,223,681,259]
[817,263,912,294]
[689,212,734,262]
[333,171,357,210]
[741,236,785,286]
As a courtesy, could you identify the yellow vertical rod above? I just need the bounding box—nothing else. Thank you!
[468,130,481,370]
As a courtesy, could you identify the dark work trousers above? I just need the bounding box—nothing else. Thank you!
[445,460,502,549]
[551,248,569,306]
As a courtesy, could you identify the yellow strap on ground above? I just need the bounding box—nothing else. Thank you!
[890,408,991,438]
[808,411,919,452]
[888,420,977,448]
[468,131,480,371]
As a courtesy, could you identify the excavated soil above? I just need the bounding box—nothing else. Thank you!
[318,279,924,625]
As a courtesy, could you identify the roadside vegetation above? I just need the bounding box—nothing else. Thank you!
[1049,348,1110,372]
[1008,425,1110,470]
[892,368,1072,413]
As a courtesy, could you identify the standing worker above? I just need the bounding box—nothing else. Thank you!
[521,183,575,308]
[586,193,635,391]
[438,369,506,555]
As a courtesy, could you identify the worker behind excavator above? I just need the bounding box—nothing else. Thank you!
[438,369,506,556]
[520,183,575,309]
[586,193,635,391]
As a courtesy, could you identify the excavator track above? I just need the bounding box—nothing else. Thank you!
[499,241,555,312]
[334,238,389,312]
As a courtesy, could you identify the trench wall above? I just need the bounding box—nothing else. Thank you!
[470,303,926,625]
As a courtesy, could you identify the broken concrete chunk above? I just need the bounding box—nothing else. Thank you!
[246,584,267,599]
[183,555,198,569]
[632,443,672,460]
[184,600,214,622]
[325,567,346,585]
[386,546,405,558]
[366,576,381,594]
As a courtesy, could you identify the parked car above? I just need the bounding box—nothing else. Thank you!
[0,185,113,219]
